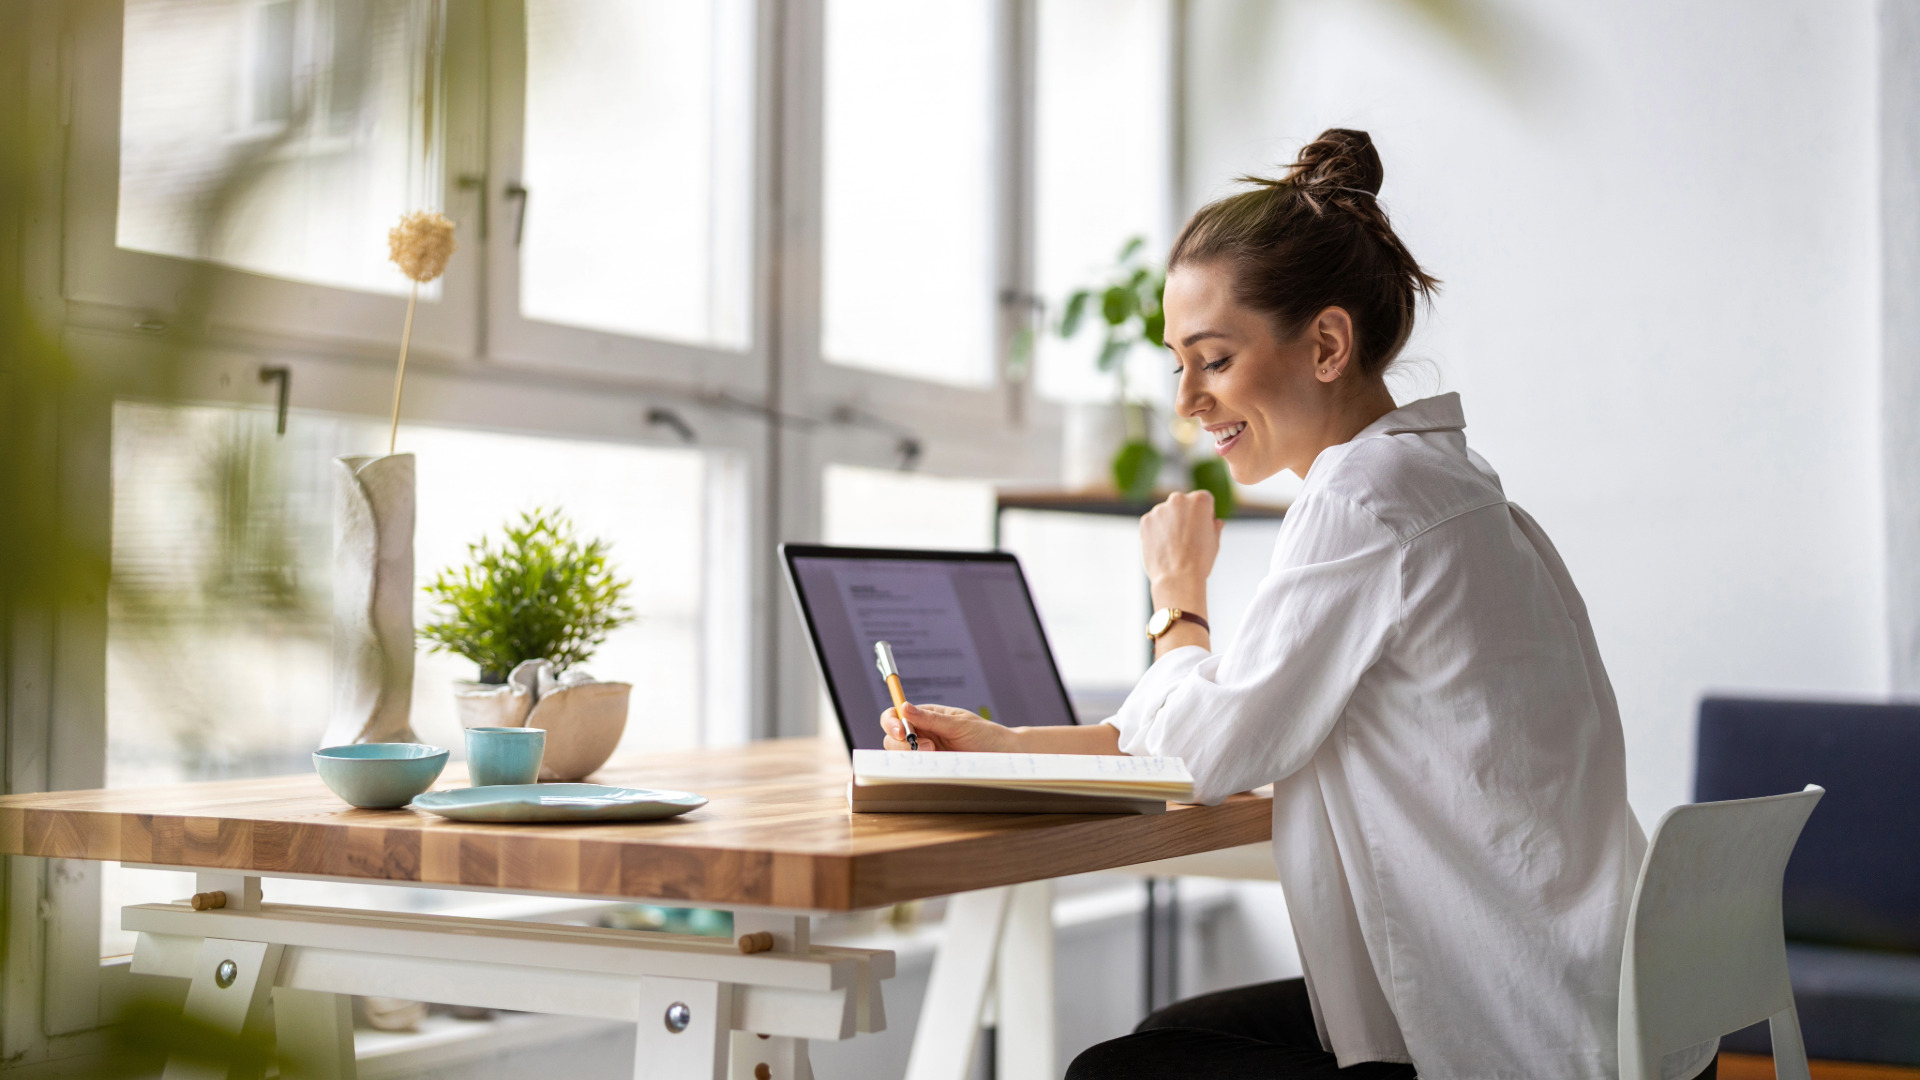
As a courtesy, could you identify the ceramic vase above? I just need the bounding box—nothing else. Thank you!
[325,453,418,746]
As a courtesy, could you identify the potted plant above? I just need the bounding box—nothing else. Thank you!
[1049,237,1234,517]
[419,508,636,780]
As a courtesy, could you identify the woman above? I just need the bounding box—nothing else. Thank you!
[880,130,1711,1080]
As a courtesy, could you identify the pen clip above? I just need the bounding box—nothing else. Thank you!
[873,640,898,679]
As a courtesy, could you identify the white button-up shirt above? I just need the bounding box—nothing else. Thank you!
[1110,394,1707,1080]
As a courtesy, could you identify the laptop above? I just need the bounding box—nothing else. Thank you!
[780,544,1081,753]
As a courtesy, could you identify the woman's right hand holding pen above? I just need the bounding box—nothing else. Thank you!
[880,704,1125,755]
[880,704,1017,753]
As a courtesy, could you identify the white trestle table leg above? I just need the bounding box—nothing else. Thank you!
[994,881,1057,1080]
[636,974,734,1080]
[161,936,285,1080]
[728,913,815,1080]
[273,988,357,1080]
[160,872,278,1080]
[904,887,1013,1080]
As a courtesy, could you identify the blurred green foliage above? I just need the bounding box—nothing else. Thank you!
[0,43,105,616]
[1189,457,1236,519]
[1112,437,1164,502]
[1057,236,1168,380]
[419,507,635,678]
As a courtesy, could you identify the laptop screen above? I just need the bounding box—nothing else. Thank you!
[782,545,1079,751]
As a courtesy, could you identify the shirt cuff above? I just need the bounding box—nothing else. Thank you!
[1106,644,1211,755]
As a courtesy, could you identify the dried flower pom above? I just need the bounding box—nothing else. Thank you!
[388,211,457,284]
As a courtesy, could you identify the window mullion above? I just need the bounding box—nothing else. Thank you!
[997,0,1040,427]
[768,0,828,739]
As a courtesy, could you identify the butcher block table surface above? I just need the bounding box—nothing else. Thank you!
[0,738,1272,911]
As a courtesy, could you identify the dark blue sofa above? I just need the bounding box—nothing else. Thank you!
[1694,697,1920,1065]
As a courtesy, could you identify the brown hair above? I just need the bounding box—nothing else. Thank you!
[1168,128,1439,378]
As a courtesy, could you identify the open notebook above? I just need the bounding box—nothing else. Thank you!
[849,750,1195,814]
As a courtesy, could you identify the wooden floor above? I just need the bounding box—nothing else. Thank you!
[0,737,1272,911]
[1720,1054,1920,1080]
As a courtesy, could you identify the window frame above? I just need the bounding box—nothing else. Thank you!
[475,0,773,397]
[61,0,489,363]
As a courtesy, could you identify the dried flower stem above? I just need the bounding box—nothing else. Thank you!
[387,281,417,455]
[383,210,456,456]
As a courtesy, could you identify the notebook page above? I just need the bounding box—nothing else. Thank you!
[852,750,1194,800]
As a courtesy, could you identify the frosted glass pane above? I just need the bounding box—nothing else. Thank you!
[520,0,754,349]
[822,0,997,387]
[1033,0,1172,402]
[997,510,1149,691]
[116,0,442,296]
[821,465,996,551]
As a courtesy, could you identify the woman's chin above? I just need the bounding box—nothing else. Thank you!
[1223,455,1273,487]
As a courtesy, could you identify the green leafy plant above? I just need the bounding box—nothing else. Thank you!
[419,508,634,679]
[1053,237,1234,517]
[1058,236,1167,383]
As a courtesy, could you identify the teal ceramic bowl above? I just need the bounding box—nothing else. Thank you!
[313,744,448,809]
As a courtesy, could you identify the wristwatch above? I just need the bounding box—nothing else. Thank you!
[1146,607,1210,640]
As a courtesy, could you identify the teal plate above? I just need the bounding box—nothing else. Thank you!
[409,784,707,823]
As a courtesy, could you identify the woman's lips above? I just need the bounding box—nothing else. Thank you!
[1211,421,1248,455]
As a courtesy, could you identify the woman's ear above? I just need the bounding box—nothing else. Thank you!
[1309,307,1357,383]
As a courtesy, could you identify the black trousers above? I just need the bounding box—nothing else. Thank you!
[1067,978,1722,1080]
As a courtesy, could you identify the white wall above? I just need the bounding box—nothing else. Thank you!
[1186,0,1888,825]
[1884,0,1920,695]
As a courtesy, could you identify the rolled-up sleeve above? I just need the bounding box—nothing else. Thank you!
[1106,493,1402,804]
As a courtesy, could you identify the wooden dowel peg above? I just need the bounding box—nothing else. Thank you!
[190,891,227,911]
[737,931,775,954]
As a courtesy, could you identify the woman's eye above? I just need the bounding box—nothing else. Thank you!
[1173,356,1232,375]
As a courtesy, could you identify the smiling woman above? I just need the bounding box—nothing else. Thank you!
[880,129,1697,1080]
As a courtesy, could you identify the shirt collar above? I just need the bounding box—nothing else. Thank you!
[1353,392,1465,441]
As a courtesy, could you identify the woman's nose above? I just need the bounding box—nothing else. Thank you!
[1174,368,1208,418]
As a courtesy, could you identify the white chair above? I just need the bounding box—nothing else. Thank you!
[1619,784,1824,1080]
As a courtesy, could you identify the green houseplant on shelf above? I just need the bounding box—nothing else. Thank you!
[1052,237,1235,517]
[419,507,637,781]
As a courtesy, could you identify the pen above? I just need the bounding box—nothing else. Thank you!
[873,640,918,750]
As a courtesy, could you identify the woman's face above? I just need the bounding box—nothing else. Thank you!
[1161,261,1358,484]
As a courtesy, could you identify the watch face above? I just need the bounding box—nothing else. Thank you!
[1147,608,1174,636]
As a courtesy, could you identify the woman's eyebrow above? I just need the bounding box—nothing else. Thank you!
[1173,330,1230,348]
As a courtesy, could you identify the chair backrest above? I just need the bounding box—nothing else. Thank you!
[1618,785,1823,1080]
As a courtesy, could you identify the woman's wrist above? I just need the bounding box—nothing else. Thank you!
[1013,723,1124,755]
[1149,576,1209,617]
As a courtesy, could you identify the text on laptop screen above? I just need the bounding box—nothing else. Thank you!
[787,554,1076,750]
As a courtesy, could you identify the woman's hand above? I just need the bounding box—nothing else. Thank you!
[1141,490,1223,609]
[880,703,1019,753]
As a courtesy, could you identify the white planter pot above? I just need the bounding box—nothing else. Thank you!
[326,453,416,746]
[1062,401,1128,491]
[454,659,630,782]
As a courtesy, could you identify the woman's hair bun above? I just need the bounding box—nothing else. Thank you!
[1169,126,1436,379]
[1286,128,1385,197]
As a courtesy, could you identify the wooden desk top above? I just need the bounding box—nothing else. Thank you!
[0,739,1271,911]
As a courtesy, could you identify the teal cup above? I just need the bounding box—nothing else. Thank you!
[465,727,546,787]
